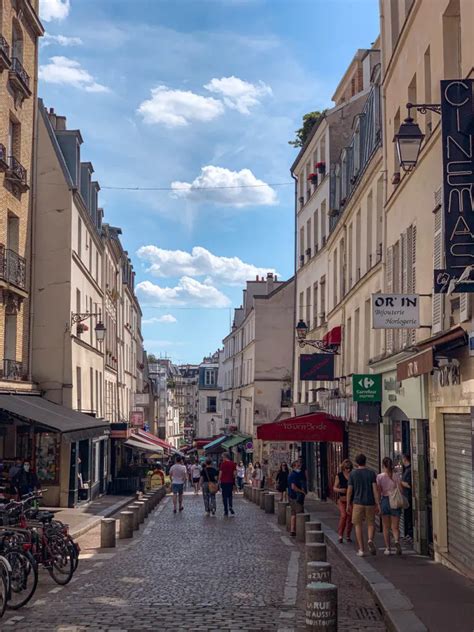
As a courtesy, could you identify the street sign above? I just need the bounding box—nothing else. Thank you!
[300,353,335,381]
[352,374,382,402]
[129,410,144,426]
[372,294,420,328]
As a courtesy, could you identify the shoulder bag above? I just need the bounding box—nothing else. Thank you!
[205,467,219,494]
[389,477,409,509]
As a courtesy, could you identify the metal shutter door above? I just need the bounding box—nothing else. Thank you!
[444,414,474,573]
[348,424,379,472]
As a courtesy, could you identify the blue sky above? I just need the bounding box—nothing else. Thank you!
[39,0,379,364]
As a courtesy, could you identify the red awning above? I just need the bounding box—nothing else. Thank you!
[136,429,175,452]
[256,412,343,443]
[323,325,342,346]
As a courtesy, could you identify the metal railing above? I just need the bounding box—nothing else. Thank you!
[0,144,7,167]
[0,36,10,59]
[11,57,30,91]
[2,359,24,381]
[8,156,27,185]
[0,247,27,289]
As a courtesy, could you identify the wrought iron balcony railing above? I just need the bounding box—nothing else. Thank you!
[0,144,8,170]
[0,246,27,290]
[11,57,30,91]
[8,156,27,187]
[2,359,24,381]
[0,35,10,62]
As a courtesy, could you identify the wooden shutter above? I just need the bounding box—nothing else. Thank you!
[385,245,394,353]
[401,230,408,348]
[432,194,444,334]
[460,293,471,322]
[407,224,417,345]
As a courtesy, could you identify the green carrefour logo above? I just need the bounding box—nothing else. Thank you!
[352,374,382,402]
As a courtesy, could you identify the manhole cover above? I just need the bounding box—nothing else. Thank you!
[353,606,383,621]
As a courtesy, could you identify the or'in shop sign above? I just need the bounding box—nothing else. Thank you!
[372,294,419,329]
[352,374,382,403]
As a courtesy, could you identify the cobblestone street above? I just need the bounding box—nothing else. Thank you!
[3,493,387,632]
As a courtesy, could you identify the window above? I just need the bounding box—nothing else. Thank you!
[376,177,383,260]
[306,218,312,258]
[339,241,345,297]
[366,190,373,269]
[442,0,461,79]
[306,287,311,327]
[205,369,216,386]
[12,20,23,62]
[7,213,19,253]
[313,209,319,252]
[348,223,353,287]
[299,227,305,266]
[299,291,304,321]
[77,217,82,258]
[76,367,82,410]
[346,318,352,375]
[364,299,371,368]
[354,308,360,373]
[313,283,318,328]
[8,119,21,160]
[355,209,361,281]
[424,47,432,135]
[321,200,327,243]
[90,367,94,413]
[333,249,338,307]
[393,108,401,177]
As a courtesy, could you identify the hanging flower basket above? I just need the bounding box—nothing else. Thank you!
[77,323,89,334]
[316,161,326,174]
[307,173,318,185]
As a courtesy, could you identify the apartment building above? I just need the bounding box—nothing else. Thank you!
[176,364,199,446]
[221,273,294,461]
[196,353,221,439]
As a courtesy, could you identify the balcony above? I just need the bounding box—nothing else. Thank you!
[281,388,292,408]
[0,246,27,290]
[9,57,31,98]
[2,359,25,381]
[0,144,8,171]
[6,156,28,192]
[0,36,11,71]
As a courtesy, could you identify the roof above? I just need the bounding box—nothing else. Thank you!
[0,395,109,441]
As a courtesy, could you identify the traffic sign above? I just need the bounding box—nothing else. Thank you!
[352,374,382,402]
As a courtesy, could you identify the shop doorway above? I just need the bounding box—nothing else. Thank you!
[78,439,91,503]
[386,406,410,467]
[99,440,106,494]
[422,420,433,555]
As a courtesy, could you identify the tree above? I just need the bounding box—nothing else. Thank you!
[147,353,158,363]
[289,111,325,148]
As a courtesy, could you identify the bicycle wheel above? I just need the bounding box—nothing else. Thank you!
[68,539,79,573]
[5,549,38,610]
[47,535,74,585]
[0,557,10,618]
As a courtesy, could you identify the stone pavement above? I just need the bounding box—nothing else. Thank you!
[2,492,387,632]
[306,498,474,632]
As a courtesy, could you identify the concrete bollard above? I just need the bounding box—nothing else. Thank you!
[306,562,331,584]
[251,487,257,503]
[305,582,337,631]
[306,530,325,544]
[100,518,116,548]
[296,513,310,542]
[264,493,275,514]
[277,501,289,525]
[306,521,322,534]
[286,505,292,532]
[306,543,327,563]
[135,501,146,524]
[128,504,140,531]
[260,491,267,510]
[119,511,134,539]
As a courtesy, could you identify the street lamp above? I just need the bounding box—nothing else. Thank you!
[296,319,309,342]
[393,102,441,172]
[71,312,107,342]
[295,320,340,354]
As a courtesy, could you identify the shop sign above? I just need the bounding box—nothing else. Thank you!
[435,79,474,293]
[129,410,144,427]
[299,354,335,381]
[396,348,433,381]
[372,294,420,328]
[352,374,382,402]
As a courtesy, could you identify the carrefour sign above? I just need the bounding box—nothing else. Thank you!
[352,374,382,403]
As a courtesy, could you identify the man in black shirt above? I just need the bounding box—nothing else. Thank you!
[401,454,413,540]
[347,453,380,557]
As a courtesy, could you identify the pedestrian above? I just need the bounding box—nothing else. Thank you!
[287,459,306,537]
[333,459,353,544]
[190,461,202,494]
[169,455,188,514]
[261,459,269,489]
[377,457,403,555]
[401,453,413,542]
[12,459,41,499]
[346,453,380,557]
[236,461,245,491]
[275,462,289,502]
[218,453,237,516]
[246,462,254,485]
[201,457,219,516]
[253,462,262,488]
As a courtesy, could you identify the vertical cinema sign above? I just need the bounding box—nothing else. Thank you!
[441,80,474,271]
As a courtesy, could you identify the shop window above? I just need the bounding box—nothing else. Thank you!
[35,432,59,484]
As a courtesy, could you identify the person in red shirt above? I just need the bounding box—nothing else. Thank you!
[218,453,237,516]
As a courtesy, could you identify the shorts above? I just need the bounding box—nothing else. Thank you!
[289,499,304,516]
[352,504,376,526]
[172,483,184,494]
[381,496,402,517]
[192,478,200,484]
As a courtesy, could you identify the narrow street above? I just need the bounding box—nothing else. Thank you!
[3,493,386,632]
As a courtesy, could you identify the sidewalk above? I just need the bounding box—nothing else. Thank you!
[46,494,135,538]
[306,498,474,632]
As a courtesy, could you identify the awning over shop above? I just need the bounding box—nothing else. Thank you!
[136,429,175,453]
[256,412,343,443]
[203,435,227,452]
[416,325,468,353]
[124,436,164,454]
[0,394,109,441]
[221,433,252,450]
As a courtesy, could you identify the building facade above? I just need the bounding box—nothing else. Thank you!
[197,354,221,439]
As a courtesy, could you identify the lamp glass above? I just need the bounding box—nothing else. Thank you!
[95,321,106,342]
[296,319,308,340]
[394,118,424,171]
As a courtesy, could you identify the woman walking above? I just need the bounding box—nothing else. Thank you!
[333,459,353,543]
[377,457,403,555]
[201,458,219,516]
[275,462,289,502]
[190,461,202,494]
[253,462,263,488]
[236,461,245,492]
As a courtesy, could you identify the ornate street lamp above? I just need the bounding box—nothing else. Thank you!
[393,102,441,172]
[295,320,340,354]
[296,319,309,342]
[71,312,107,342]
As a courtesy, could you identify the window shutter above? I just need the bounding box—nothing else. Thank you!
[460,293,471,322]
[385,245,394,353]
[401,230,408,347]
[407,224,417,344]
[432,201,444,334]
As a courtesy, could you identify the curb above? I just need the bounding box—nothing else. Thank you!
[312,515,427,632]
[69,496,137,539]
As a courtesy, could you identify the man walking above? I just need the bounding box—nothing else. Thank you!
[218,453,237,516]
[346,453,380,556]
[401,453,413,542]
[288,459,306,537]
[169,455,187,514]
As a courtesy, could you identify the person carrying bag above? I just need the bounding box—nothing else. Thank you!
[201,458,218,516]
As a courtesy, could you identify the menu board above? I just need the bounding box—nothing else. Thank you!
[35,432,59,484]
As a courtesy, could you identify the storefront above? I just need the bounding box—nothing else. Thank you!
[0,394,109,507]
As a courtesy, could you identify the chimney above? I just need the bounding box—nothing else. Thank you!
[56,115,67,131]
[255,275,259,281]
[266,272,274,294]
[48,107,57,130]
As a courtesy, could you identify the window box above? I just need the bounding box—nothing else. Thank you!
[316,161,326,174]
[307,173,318,186]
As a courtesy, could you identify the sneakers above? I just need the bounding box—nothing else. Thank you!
[205,511,210,517]
[179,506,184,512]
[346,537,352,543]
[229,508,235,516]
[338,537,343,544]
[356,550,365,557]
[368,540,377,556]
[384,548,391,556]
[173,509,177,514]
[395,541,402,555]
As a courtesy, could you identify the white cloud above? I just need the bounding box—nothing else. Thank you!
[137,245,277,287]
[39,56,109,93]
[142,314,178,325]
[204,76,272,114]
[137,86,224,127]
[171,165,277,207]
[42,33,83,47]
[40,0,70,22]
[136,277,231,308]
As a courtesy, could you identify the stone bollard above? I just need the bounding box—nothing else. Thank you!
[306,562,331,584]
[286,505,292,532]
[135,501,146,524]
[305,582,337,631]
[159,486,166,500]
[260,491,267,510]
[264,493,275,514]
[128,504,140,531]
[306,521,322,534]
[296,513,310,542]
[119,511,134,539]
[100,518,116,548]
[255,489,262,506]
[250,487,256,503]
[277,501,289,525]
[306,530,325,544]
[306,543,327,563]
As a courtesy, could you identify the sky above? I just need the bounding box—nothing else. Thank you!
[38,0,379,364]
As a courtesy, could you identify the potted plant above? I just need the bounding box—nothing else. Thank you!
[77,323,89,334]
[316,161,326,174]
[307,173,318,186]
